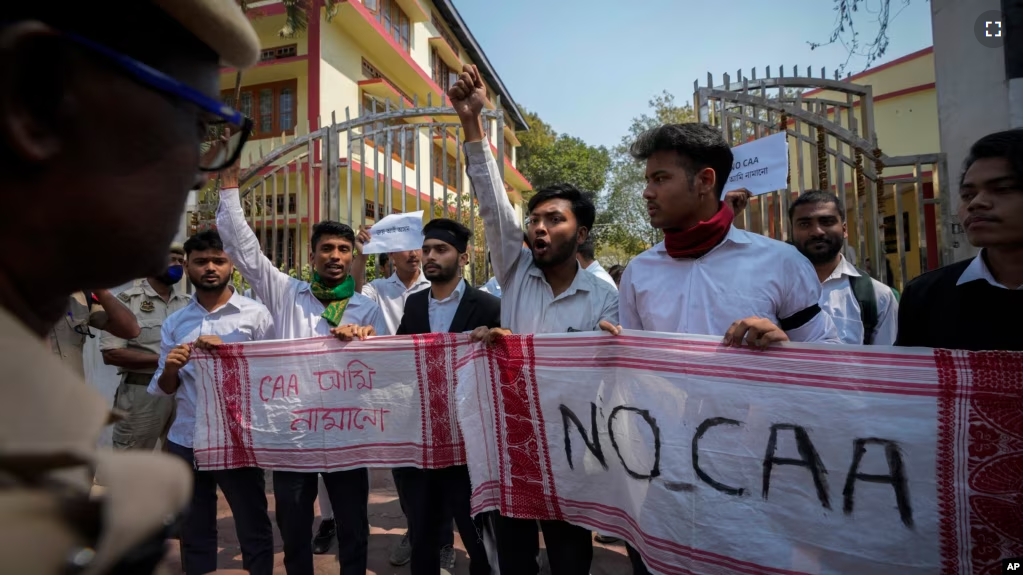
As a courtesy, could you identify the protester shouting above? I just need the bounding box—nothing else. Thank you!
[451,63,620,575]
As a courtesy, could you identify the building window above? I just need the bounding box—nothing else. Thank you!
[430,13,459,53]
[366,0,410,52]
[503,138,514,161]
[365,200,387,220]
[222,80,298,139]
[361,58,414,103]
[431,49,459,93]
[361,93,417,162]
[432,143,458,187]
[264,194,298,214]
[262,228,296,270]
[259,44,298,62]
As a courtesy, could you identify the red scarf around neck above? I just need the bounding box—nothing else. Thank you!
[663,202,734,259]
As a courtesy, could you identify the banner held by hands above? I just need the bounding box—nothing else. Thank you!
[724,132,789,196]
[361,211,425,255]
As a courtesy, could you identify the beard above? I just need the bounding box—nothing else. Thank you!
[531,238,577,269]
[795,235,843,265]
[424,261,458,283]
[191,274,231,292]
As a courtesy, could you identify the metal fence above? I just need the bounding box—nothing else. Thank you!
[695,67,952,288]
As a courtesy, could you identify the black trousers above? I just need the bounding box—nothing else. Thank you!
[393,465,490,575]
[273,469,369,575]
[391,468,455,546]
[626,542,651,574]
[492,515,593,574]
[167,442,274,575]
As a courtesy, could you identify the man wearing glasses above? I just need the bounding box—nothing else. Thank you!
[0,1,259,572]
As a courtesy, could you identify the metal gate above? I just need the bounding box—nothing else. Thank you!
[190,97,513,286]
[694,67,953,289]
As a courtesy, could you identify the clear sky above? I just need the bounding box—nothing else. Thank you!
[452,0,934,150]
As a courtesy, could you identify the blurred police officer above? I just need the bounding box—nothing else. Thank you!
[0,0,259,572]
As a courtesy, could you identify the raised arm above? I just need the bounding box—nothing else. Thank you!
[90,289,141,339]
[451,65,526,289]
[216,168,295,314]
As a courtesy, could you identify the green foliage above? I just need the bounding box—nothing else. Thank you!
[599,91,696,256]
[237,0,338,39]
[515,107,610,204]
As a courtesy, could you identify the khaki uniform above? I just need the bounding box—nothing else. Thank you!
[49,291,109,379]
[0,306,191,574]
[99,281,189,451]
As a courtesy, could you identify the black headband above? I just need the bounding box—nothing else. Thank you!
[424,228,468,253]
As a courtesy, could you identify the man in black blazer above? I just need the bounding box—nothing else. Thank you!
[395,218,500,575]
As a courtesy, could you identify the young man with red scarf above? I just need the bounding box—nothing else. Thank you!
[617,123,839,572]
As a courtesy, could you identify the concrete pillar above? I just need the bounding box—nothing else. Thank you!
[930,0,1018,262]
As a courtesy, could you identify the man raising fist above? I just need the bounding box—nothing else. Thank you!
[451,65,619,575]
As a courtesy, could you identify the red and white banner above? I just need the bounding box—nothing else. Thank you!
[193,331,1021,574]
[193,333,467,471]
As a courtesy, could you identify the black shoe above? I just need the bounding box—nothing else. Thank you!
[313,518,336,555]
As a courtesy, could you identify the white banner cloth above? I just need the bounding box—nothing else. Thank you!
[193,331,1021,574]
[725,131,789,195]
[360,211,425,255]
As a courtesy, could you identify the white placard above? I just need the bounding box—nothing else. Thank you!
[724,131,789,196]
[361,211,425,255]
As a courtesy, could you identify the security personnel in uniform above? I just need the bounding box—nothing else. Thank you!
[0,0,260,572]
[100,245,191,451]
[50,289,141,378]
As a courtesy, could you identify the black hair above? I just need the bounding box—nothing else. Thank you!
[422,218,472,252]
[608,264,625,282]
[183,229,224,256]
[961,129,1023,187]
[578,235,596,260]
[788,189,846,222]
[629,123,734,196]
[526,183,596,230]
[377,253,389,268]
[310,221,355,251]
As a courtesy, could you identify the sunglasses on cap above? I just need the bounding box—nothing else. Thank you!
[63,32,251,173]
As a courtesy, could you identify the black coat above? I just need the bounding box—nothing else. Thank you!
[396,280,501,335]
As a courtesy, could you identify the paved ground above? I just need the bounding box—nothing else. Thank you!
[156,469,633,575]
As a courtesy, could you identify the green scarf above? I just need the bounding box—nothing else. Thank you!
[310,272,355,327]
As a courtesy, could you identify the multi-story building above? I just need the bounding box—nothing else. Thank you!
[200,0,531,273]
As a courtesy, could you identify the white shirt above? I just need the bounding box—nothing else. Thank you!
[429,280,466,333]
[585,260,618,290]
[819,256,898,345]
[466,142,618,333]
[362,272,430,335]
[480,276,502,298]
[217,189,389,339]
[619,227,840,342]
[148,290,272,448]
[957,250,1023,290]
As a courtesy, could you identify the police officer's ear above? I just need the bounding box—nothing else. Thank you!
[0,23,70,165]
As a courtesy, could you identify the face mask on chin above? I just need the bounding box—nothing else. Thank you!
[159,264,184,285]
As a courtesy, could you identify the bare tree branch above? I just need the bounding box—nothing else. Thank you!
[809,0,917,75]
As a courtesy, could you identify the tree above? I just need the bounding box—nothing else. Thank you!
[598,91,696,257]
[515,107,611,203]
[238,0,339,38]
[808,0,914,75]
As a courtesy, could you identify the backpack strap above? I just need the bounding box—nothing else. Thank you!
[848,268,878,345]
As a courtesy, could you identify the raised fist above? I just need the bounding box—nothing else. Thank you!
[448,64,487,121]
